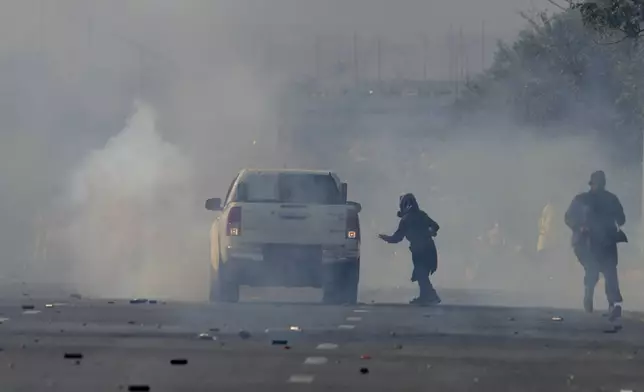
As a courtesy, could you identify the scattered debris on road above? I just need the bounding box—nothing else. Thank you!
[148,300,158,304]
[128,385,150,391]
[130,299,148,304]
[508,317,515,321]
[198,333,216,340]
[170,359,188,365]
[70,294,82,300]
[360,354,371,360]
[395,344,403,350]
[289,326,302,332]
[64,353,83,359]
[238,330,251,340]
[21,305,35,310]
[45,304,54,308]
[272,340,288,345]
[107,301,115,304]
[284,345,291,350]
[127,321,137,325]
[551,316,564,322]
[210,328,220,332]
[360,367,369,374]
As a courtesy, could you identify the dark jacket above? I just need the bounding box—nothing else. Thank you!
[381,209,440,254]
[564,190,626,248]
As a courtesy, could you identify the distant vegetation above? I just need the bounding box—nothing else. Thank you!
[457,4,644,162]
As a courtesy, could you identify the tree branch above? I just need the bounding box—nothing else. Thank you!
[593,33,637,45]
[546,0,569,11]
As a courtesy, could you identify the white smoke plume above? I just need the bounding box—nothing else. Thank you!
[63,101,207,300]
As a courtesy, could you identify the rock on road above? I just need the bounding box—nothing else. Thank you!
[0,287,643,391]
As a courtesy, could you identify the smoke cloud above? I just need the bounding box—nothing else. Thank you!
[4,0,642,310]
[62,102,206,300]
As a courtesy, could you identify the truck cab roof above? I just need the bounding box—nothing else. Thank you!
[240,168,336,176]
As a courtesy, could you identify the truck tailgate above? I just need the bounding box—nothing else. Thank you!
[241,203,347,244]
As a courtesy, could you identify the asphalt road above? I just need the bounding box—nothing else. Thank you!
[1,286,643,392]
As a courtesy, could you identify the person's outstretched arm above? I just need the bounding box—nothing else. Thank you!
[379,219,406,244]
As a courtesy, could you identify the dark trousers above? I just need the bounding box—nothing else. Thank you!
[411,244,439,300]
[416,274,438,300]
[574,243,623,305]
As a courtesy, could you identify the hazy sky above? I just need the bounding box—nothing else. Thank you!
[230,0,555,35]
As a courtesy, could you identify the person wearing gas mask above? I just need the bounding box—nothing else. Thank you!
[564,171,627,321]
[378,193,441,305]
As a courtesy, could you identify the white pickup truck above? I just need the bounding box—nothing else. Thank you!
[205,169,362,304]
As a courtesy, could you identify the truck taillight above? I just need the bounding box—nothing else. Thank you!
[227,206,242,236]
[346,210,360,240]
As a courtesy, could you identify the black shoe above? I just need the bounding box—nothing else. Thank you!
[410,296,441,306]
[608,305,622,322]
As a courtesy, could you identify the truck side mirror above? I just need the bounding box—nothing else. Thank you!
[340,183,348,203]
[347,201,362,213]
[205,198,222,211]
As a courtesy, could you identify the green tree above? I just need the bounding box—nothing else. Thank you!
[571,0,644,39]
[458,8,644,161]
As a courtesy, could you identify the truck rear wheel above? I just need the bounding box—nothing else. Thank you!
[210,259,240,303]
[322,260,359,305]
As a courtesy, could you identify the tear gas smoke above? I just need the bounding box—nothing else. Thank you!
[63,102,207,300]
[2,0,641,310]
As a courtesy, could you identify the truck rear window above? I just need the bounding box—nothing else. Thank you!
[240,173,342,204]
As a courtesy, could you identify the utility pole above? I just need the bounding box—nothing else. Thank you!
[87,0,95,51]
[448,25,454,96]
[314,35,321,82]
[376,35,382,86]
[422,33,429,82]
[459,26,465,87]
[39,0,45,54]
[481,20,486,72]
[353,31,359,89]
[451,25,460,99]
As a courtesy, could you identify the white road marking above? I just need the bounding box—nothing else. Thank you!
[338,324,355,330]
[303,357,328,365]
[346,316,362,322]
[353,309,370,313]
[23,310,41,315]
[288,375,315,384]
[0,318,9,323]
[316,343,338,350]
